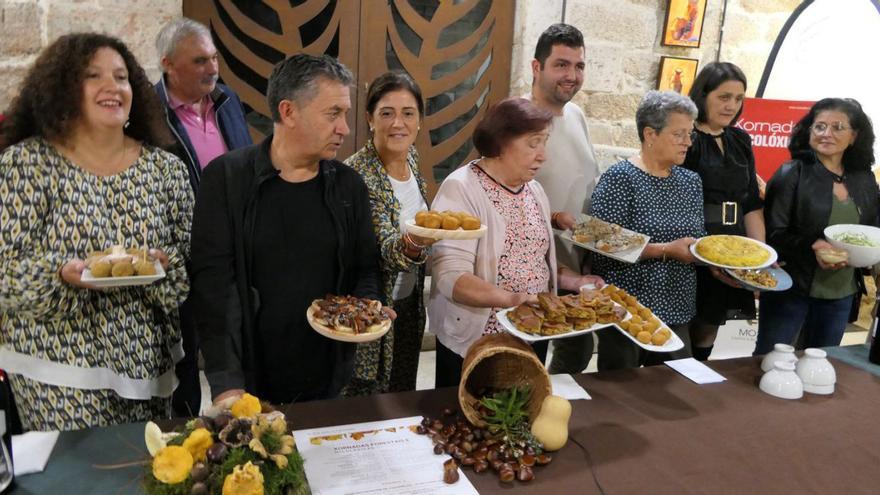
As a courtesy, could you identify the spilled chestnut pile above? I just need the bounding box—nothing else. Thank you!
[416,398,553,484]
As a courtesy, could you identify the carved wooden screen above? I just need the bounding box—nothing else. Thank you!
[182,0,514,196]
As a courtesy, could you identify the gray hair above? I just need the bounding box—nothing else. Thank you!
[267,54,354,122]
[636,90,698,142]
[155,17,211,62]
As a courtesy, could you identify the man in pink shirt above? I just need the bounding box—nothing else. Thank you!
[155,17,252,192]
[154,18,252,417]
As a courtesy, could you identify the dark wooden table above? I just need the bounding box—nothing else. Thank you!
[13,349,880,494]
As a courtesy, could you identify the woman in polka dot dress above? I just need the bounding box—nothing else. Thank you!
[591,91,706,371]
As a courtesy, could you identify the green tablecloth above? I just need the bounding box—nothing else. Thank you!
[13,422,148,494]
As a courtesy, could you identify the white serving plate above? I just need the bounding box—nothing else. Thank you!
[560,219,649,264]
[496,302,630,342]
[81,260,165,287]
[690,235,777,270]
[610,320,685,353]
[306,301,391,343]
[724,267,793,292]
[404,219,487,240]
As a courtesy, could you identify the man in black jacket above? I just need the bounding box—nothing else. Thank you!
[190,54,385,406]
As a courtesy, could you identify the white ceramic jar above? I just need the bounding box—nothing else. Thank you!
[759,360,804,399]
[761,343,798,372]
[796,348,836,394]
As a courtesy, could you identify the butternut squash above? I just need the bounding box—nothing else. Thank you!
[530,395,571,451]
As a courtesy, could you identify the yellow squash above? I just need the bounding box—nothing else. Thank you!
[530,395,571,451]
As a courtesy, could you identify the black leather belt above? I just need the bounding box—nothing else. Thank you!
[704,201,740,226]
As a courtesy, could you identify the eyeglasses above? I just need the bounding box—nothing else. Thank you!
[669,130,694,144]
[810,122,851,135]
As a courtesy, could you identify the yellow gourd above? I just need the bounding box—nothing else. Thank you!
[530,395,571,451]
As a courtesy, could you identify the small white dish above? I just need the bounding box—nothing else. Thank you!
[759,360,804,399]
[796,348,836,395]
[824,224,880,267]
[761,343,798,372]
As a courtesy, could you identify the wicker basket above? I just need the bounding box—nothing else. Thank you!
[458,333,552,427]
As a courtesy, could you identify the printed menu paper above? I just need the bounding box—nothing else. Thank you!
[293,416,478,495]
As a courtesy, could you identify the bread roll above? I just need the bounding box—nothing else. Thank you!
[460,215,481,230]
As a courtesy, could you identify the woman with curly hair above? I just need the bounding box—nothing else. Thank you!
[0,33,194,430]
[757,98,878,354]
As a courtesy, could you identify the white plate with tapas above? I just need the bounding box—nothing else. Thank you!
[561,215,649,264]
[306,298,392,343]
[611,320,685,353]
[404,219,487,241]
[495,292,630,342]
[81,260,165,288]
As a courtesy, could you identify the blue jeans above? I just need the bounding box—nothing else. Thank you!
[754,290,854,355]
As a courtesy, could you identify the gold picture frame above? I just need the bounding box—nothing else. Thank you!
[657,56,699,95]
[661,0,708,48]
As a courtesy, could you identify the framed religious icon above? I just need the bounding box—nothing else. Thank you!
[662,0,708,48]
[657,56,699,95]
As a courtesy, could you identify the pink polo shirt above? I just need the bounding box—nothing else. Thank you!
[168,92,228,169]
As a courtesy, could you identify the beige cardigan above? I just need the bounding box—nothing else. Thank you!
[427,162,559,356]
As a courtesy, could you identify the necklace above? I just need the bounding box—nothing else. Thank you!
[474,163,524,194]
[828,169,845,183]
[695,124,724,138]
[385,164,410,182]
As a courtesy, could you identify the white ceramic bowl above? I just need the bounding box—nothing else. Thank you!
[824,224,880,268]
[759,360,804,400]
[796,348,836,395]
[760,343,797,372]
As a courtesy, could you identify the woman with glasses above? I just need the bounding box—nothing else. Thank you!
[682,62,765,361]
[592,91,706,371]
[756,98,878,355]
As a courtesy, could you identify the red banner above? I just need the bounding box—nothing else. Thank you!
[735,98,813,180]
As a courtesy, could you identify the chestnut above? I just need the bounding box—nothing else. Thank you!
[517,464,534,482]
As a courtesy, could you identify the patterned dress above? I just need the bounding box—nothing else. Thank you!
[0,137,193,431]
[472,164,551,334]
[343,140,428,394]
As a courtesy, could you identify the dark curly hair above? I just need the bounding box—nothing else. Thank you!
[788,98,875,171]
[0,33,171,151]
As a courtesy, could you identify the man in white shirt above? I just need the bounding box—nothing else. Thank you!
[527,24,601,374]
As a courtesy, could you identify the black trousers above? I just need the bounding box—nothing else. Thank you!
[172,298,202,417]
[434,337,548,389]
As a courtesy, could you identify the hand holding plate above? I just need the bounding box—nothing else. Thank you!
[666,237,698,264]
[60,258,101,290]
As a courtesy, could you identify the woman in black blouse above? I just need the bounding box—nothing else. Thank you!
[683,62,764,361]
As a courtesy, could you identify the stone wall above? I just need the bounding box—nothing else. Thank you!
[0,0,182,113]
[2,0,801,162]
[511,0,802,170]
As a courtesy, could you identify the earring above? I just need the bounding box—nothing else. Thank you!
[417,126,421,131]
[369,126,374,132]
[648,143,653,148]
[124,120,130,129]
